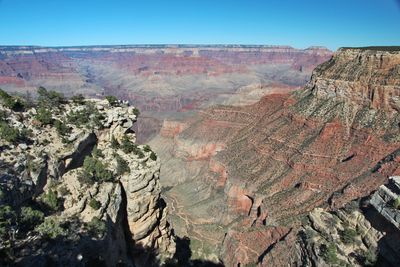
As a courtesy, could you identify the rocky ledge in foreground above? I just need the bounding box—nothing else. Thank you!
[0,90,175,266]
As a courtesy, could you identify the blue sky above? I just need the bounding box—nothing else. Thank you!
[0,0,399,50]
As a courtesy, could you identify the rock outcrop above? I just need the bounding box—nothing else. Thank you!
[370,176,400,230]
[149,47,400,265]
[0,94,175,266]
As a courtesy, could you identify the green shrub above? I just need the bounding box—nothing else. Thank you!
[340,227,357,244]
[67,102,103,128]
[91,146,104,158]
[0,205,16,238]
[37,87,65,109]
[120,135,144,158]
[0,89,25,111]
[143,145,151,152]
[88,198,101,210]
[132,107,140,117]
[393,197,400,210]
[54,119,70,136]
[86,216,107,237]
[19,206,44,230]
[0,121,19,143]
[70,94,85,105]
[121,135,136,154]
[111,135,120,149]
[105,95,118,106]
[42,190,61,212]
[116,154,130,175]
[35,107,53,125]
[35,217,66,239]
[80,156,113,184]
[150,151,157,161]
[320,243,339,265]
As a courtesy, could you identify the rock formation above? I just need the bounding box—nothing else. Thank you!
[149,47,400,265]
[0,92,175,266]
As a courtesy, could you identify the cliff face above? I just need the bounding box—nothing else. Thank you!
[0,95,175,266]
[308,48,400,111]
[149,47,400,265]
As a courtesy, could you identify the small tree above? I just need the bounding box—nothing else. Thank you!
[19,206,44,231]
[121,135,137,154]
[150,151,157,161]
[132,107,140,117]
[91,146,104,158]
[54,119,70,136]
[0,205,16,239]
[35,107,53,125]
[86,216,106,237]
[111,135,120,149]
[70,94,85,105]
[37,87,65,109]
[143,145,151,152]
[340,227,357,244]
[0,122,19,143]
[88,198,101,210]
[116,154,130,175]
[320,243,339,265]
[0,89,25,111]
[35,217,66,239]
[42,190,61,212]
[105,95,118,106]
[80,156,113,184]
[393,197,400,210]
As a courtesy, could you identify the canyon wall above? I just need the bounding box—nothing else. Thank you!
[0,96,174,266]
[150,47,400,265]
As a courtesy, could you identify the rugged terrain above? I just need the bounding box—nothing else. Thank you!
[149,47,400,265]
[0,91,175,266]
[0,45,332,143]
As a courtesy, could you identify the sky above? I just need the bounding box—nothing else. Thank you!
[0,0,399,50]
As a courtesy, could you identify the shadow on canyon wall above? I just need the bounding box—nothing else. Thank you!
[136,235,224,267]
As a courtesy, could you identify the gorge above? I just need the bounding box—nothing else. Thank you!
[1,45,400,266]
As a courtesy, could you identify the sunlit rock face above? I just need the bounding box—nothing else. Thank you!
[149,47,400,265]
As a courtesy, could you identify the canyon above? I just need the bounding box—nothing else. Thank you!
[1,45,400,266]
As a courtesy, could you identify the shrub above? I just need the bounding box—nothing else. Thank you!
[0,121,19,143]
[41,190,61,212]
[150,151,157,161]
[111,135,120,149]
[121,135,137,154]
[70,94,85,105]
[0,89,25,111]
[54,119,70,136]
[132,108,140,117]
[92,146,104,158]
[340,227,357,244]
[19,206,44,230]
[0,205,16,238]
[35,217,66,239]
[116,154,130,175]
[88,198,101,210]
[393,197,400,210]
[35,107,53,125]
[320,243,339,265]
[67,102,103,128]
[80,156,113,184]
[37,87,65,109]
[105,95,118,106]
[86,216,107,237]
[143,145,151,152]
